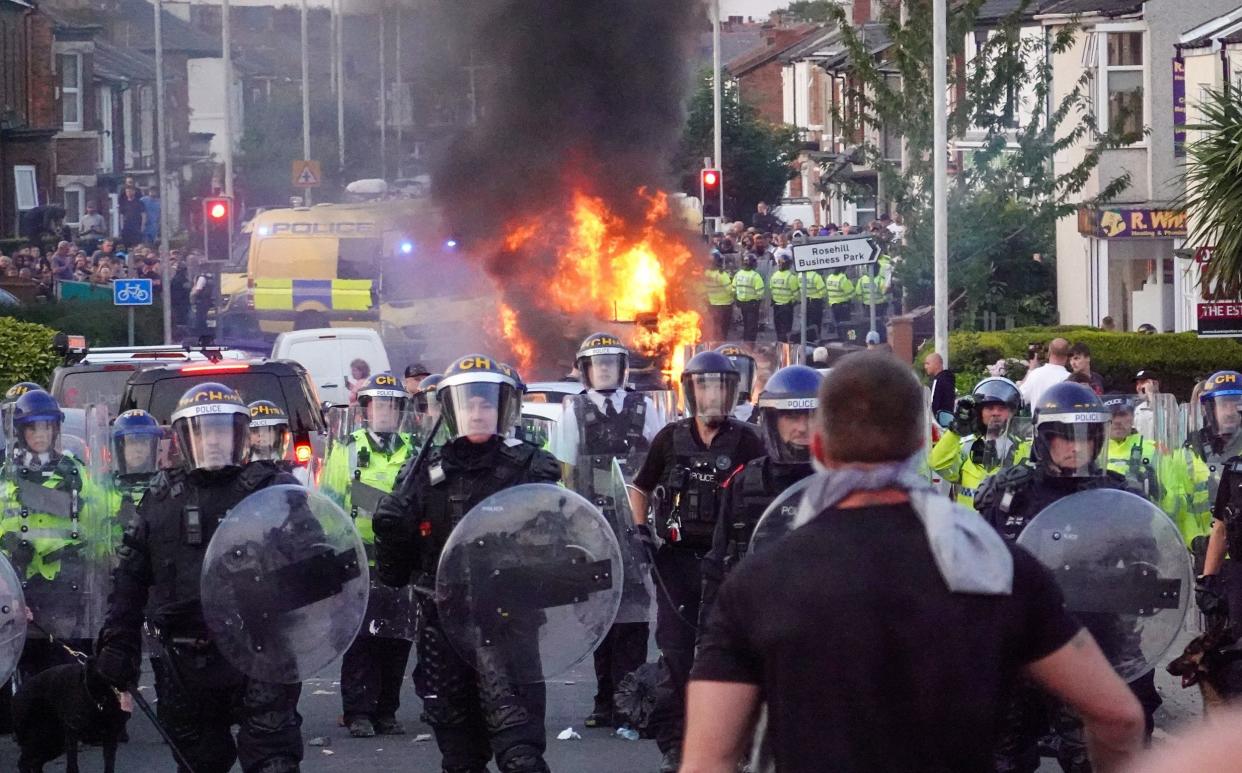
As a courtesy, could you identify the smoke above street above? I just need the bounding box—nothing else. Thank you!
[431,0,706,377]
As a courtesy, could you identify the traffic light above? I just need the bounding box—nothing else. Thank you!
[203,196,233,261]
[700,168,722,219]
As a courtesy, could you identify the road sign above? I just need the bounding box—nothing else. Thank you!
[1195,245,1215,264]
[292,160,322,188]
[791,236,879,272]
[113,278,153,306]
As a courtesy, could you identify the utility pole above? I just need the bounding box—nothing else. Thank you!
[395,6,403,178]
[336,0,345,175]
[155,0,171,343]
[222,0,234,197]
[300,0,312,205]
[933,0,949,365]
[711,0,724,229]
[378,5,387,180]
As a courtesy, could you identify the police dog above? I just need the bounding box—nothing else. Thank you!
[12,661,132,773]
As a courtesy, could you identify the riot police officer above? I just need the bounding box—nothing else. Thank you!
[976,382,1159,772]
[0,388,102,677]
[93,383,305,773]
[699,364,820,626]
[412,374,446,446]
[929,377,1030,507]
[1163,371,1242,562]
[715,344,758,424]
[247,400,292,464]
[373,355,561,773]
[109,409,162,531]
[321,373,417,738]
[627,351,764,773]
[556,333,663,729]
[1102,395,1162,501]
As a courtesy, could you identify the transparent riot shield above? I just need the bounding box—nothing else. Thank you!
[748,476,814,557]
[318,408,418,640]
[436,483,622,684]
[578,458,653,624]
[2,405,110,642]
[0,551,26,685]
[640,389,678,430]
[1102,395,1173,504]
[1017,489,1191,681]
[201,485,369,683]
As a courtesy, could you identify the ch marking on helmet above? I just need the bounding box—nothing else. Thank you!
[1216,373,1239,384]
[375,374,398,386]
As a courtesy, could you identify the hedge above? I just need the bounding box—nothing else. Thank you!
[918,326,1242,401]
[0,317,61,387]
[1,299,165,350]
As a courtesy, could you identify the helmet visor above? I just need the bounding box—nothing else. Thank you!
[441,382,520,441]
[177,413,249,471]
[761,407,813,463]
[1205,393,1242,439]
[730,358,756,398]
[1036,421,1107,477]
[249,424,291,462]
[364,395,407,434]
[16,419,60,457]
[582,353,628,391]
[115,434,160,476]
[684,372,740,421]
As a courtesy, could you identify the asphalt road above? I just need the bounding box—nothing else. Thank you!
[0,632,1209,772]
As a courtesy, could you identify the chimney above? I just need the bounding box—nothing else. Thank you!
[852,0,872,25]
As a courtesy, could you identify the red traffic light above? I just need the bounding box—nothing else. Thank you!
[208,201,228,220]
[702,169,720,188]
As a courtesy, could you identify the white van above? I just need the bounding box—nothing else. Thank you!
[272,328,391,406]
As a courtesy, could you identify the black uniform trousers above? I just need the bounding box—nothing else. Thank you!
[805,298,824,339]
[590,621,650,719]
[413,600,549,773]
[772,302,795,343]
[341,633,414,722]
[710,304,734,342]
[830,302,851,326]
[737,300,761,343]
[151,645,303,773]
[649,544,705,755]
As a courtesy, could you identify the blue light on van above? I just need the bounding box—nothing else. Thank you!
[400,241,415,255]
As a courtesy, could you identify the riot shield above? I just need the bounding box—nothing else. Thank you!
[2,406,110,642]
[1017,489,1191,682]
[436,483,622,684]
[0,551,26,685]
[748,476,814,557]
[1103,395,1173,503]
[201,485,369,683]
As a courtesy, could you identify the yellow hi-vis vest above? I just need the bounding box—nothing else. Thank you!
[825,273,854,305]
[769,270,799,305]
[733,269,765,303]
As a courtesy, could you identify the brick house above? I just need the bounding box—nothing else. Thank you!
[0,0,58,238]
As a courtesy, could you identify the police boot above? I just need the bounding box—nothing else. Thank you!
[373,715,405,735]
[658,748,681,773]
[347,716,376,737]
[497,744,550,773]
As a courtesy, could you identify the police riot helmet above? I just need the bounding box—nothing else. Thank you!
[972,377,1021,412]
[111,409,161,476]
[413,374,443,418]
[777,253,793,270]
[1031,382,1110,477]
[757,365,822,463]
[680,351,740,428]
[3,382,41,405]
[357,373,408,435]
[1200,370,1242,441]
[438,355,523,442]
[12,389,64,455]
[742,254,757,269]
[714,344,757,401]
[576,332,629,392]
[247,400,291,462]
[170,382,250,472]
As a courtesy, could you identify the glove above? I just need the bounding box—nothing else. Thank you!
[92,640,139,689]
[1196,574,1229,617]
[630,523,657,555]
[949,396,979,437]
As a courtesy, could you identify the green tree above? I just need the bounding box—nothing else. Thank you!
[1181,85,1242,299]
[674,73,802,223]
[779,1,839,23]
[824,0,1140,327]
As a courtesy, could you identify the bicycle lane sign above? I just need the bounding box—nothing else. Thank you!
[113,278,154,306]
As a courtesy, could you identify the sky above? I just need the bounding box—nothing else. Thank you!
[720,0,785,18]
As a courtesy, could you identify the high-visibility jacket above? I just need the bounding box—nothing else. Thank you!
[929,430,1030,508]
[733,269,765,303]
[1106,433,1162,501]
[825,272,854,305]
[704,269,734,306]
[801,271,827,300]
[0,453,103,581]
[855,272,887,306]
[320,429,416,554]
[769,270,799,306]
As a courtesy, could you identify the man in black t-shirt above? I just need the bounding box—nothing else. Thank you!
[627,351,763,773]
[684,352,1145,773]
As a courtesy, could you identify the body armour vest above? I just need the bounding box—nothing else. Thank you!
[653,421,744,549]
[725,458,812,568]
[572,391,650,496]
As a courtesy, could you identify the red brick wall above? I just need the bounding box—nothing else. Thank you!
[55,135,97,175]
[26,11,57,128]
[737,61,784,125]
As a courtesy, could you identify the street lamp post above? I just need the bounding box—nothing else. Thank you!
[933,0,949,365]
[154,0,171,343]
[301,0,312,205]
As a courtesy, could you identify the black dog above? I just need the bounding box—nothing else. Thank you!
[13,661,132,773]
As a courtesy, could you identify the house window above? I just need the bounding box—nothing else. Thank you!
[14,166,37,211]
[1101,30,1144,137]
[59,53,83,130]
[63,185,84,228]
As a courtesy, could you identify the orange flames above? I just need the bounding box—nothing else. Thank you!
[499,302,536,374]
[500,188,703,381]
